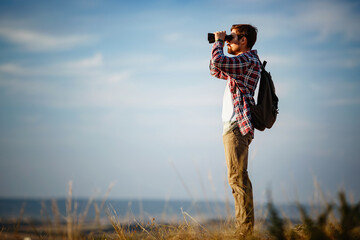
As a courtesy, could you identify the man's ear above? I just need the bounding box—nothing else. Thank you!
[242,37,247,46]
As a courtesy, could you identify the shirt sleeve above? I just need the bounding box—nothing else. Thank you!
[210,41,261,96]
[209,41,229,80]
[210,41,249,81]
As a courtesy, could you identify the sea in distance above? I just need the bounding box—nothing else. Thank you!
[0,198,305,224]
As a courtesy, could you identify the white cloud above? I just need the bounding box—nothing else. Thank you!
[294,0,360,42]
[105,72,132,84]
[0,69,220,110]
[162,58,209,73]
[320,48,360,68]
[63,52,103,69]
[0,63,27,75]
[0,27,96,51]
[127,83,222,109]
[108,53,164,72]
[0,73,130,109]
[0,52,134,108]
[275,113,314,130]
[0,78,59,96]
[310,80,360,107]
[260,54,299,66]
[234,0,360,42]
[325,97,360,106]
[103,52,209,75]
[163,32,183,42]
[262,48,360,72]
[0,53,103,77]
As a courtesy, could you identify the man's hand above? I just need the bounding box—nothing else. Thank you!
[214,31,226,42]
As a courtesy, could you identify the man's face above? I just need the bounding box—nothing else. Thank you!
[226,29,244,55]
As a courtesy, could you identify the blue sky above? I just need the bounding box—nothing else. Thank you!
[0,0,359,204]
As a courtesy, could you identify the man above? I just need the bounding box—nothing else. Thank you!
[209,24,261,235]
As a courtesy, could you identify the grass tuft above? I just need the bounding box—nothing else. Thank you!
[1,185,360,240]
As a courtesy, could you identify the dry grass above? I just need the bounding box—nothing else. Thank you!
[0,181,359,240]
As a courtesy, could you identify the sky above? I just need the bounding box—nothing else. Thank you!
[0,0,359,204]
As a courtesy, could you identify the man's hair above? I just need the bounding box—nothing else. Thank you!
[231,24,257,49]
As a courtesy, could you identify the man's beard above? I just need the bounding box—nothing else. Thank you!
[227,45,235,55]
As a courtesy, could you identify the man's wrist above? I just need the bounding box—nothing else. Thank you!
[216,39,224,43]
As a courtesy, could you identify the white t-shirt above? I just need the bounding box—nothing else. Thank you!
[222,80,237,134]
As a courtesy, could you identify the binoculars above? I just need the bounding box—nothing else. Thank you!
[208,33,233,44]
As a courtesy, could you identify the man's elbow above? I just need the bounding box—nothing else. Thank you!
[209,64,219,76]
[210,70,217,77]
[211,56,222,66]
[210,69,224,79]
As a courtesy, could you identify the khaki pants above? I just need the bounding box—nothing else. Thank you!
[223,127,254,233]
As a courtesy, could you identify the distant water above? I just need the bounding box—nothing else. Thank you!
[0,198,229,222]
[0,198,304,223]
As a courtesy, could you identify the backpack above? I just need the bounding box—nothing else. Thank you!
[250,60,279,131]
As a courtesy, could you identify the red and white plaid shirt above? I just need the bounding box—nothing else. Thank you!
[210,41,261,137]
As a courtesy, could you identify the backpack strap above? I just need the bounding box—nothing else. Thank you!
[255,55,266,69]
[263,60,267,68]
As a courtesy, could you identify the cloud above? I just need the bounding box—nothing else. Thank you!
[0,73,130,109]
[163,32,183,42]
[0,52,134,108]
[161,58,209,73]
[0,63,28,75]
[294,0,360,42]
[105,72,132,84]
[0,78,59,96]
[325,97,360,106]
[275,113,314,130]
[101,52,209,75]
[0,52,103,77]
[260,54,299,66]
[0,64,219,110]
[320,48,360,68]
[310,80,360,107]
[63,52,103,68]
[0,27,96,51]
[235,0,360,42]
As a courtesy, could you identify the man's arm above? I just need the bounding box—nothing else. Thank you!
[210,42,260,97]
[211,42,248,78]
[210,31,248,81]
[209,31,229,80]
[209,41,229,80]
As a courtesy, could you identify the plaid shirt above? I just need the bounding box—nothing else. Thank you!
[210,41,261,137]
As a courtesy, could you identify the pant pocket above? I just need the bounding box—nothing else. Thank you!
[232,127,252,146]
